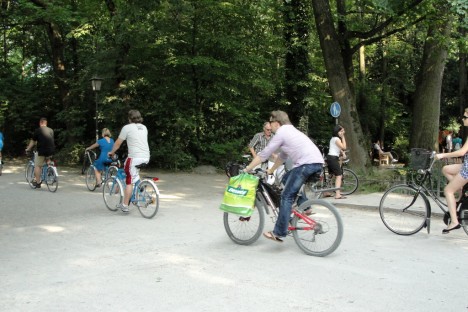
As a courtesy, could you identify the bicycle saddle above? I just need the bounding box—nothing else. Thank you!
[135,163,148,169]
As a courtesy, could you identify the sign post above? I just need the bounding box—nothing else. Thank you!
[330,101,341,124]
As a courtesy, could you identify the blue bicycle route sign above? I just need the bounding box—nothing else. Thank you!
[330,102,341,118]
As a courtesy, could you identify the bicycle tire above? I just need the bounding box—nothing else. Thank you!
[340,168,358,195]
[379,184,429,235]
[82,150,96,175]
[45,166,58,192]
[292,199,343,257]
[86,166,97,191]
[135,180,160,219]
[26,162,35,188]
[304,169,326,199]
[103,177,123,211]
[223,196,265,245]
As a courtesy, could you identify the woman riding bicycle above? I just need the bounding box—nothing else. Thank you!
[435,108,468,234]
[85,128,114,188]
[244,110,324,243]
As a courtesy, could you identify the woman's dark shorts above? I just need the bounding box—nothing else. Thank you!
[327,155,342,176]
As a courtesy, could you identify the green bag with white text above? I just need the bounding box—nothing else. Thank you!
[219,173,259,216]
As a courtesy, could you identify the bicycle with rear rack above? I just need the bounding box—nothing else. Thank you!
[25,151,59,192]
[379,148,468,236]
[223,166,343,256]
[102,163,160,219]
[84,150,120,191]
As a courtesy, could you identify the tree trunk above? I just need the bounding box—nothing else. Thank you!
[311,0,369,168]
[378,42,388,144]
[459,21,468,143]
[410,4,452,150]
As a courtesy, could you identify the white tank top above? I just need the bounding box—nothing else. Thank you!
[328,137,342,157]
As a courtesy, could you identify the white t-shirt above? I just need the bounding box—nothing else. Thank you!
[118,123,150,159]
[328,137,341,156]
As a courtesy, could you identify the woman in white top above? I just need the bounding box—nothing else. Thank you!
[328,125,347,199]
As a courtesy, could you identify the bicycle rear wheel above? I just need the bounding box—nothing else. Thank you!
[26,162,35,188]
[292,199,343,257]
[223,197,265,245]
[135,180,160,219]
[45,166,58,192]
[304,170,326,199]
[379,184,428,235]
[339,168,358,195]
[103,177,123,211]
[86,166,97,191]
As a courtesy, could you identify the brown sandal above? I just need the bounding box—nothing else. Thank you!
[263,231,283,243]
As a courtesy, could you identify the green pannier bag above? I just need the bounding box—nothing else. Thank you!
[219,173,259,216]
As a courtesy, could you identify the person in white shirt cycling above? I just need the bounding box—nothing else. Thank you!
[108,110,150,213]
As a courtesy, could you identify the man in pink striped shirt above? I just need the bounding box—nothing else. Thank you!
[245,110,324,243]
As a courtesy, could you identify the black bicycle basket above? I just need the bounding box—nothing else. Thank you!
[409,148,432,170]
[225,162,242,178]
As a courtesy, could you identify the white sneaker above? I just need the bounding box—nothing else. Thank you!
[116,203,129,213]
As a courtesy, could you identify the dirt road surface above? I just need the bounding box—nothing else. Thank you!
[1,161,467,311]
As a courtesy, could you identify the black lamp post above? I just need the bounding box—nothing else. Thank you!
[90,77,103,140]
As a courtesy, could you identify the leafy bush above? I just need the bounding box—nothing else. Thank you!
[54,143,86,167]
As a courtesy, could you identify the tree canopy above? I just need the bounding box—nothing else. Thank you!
[0,0,466,170]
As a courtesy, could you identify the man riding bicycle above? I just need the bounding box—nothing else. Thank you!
[108,110,150,213]
[244,110,324,242]
[25,117,55,188]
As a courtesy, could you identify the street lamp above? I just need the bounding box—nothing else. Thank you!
[90,76,103,140]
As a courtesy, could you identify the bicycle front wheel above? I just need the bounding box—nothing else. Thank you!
[45,167,58,192]
[292,199,343,257]
[103,177,123,211]
[340,168,358,195]
[86,166,97,191]
[26,162,35,188]
[135,180,160,219]
[107,166,118,178]
[379,184,429,235]
[223,197,265,245]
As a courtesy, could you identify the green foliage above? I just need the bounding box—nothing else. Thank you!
[0,0,463,169]
[54,143,86,166]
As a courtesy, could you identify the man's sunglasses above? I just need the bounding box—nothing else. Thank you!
[462,115,468,120]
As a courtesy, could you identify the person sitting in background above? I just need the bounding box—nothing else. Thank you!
[85,128,115,188]
[374,140,397,163]
[452,134,463,164]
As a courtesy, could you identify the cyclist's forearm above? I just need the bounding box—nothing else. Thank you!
[245,156,263,172]
[25,140,36,151]
[109,138,123,155]
[86,143,99,151]
[269,157,284,173]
